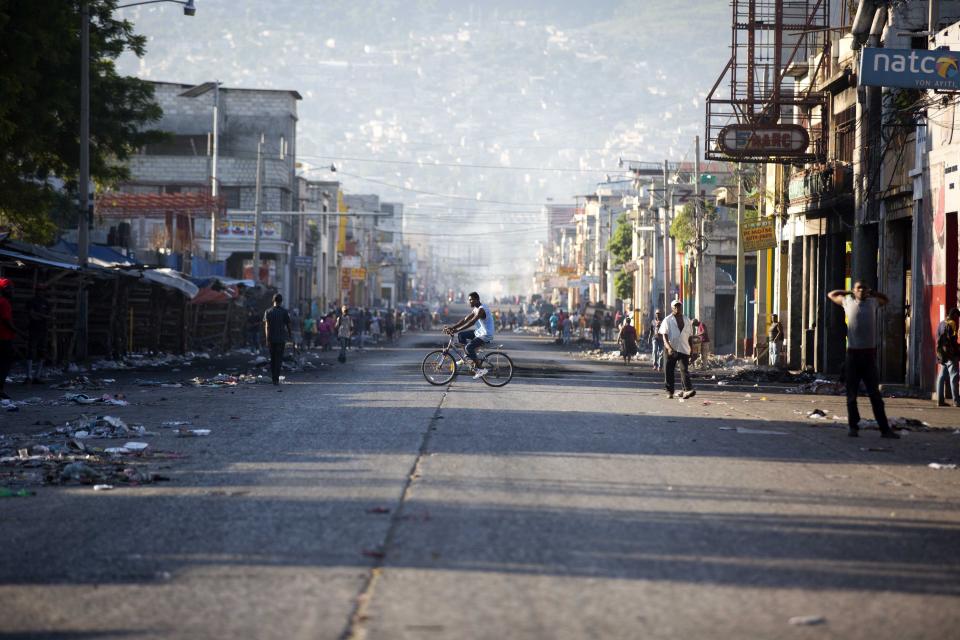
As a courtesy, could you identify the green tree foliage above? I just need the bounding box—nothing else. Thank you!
[0,1,164,243]
[670,203,697,253]
[614,270,632,300]
[608,213,632,263]
[607,213,634,301]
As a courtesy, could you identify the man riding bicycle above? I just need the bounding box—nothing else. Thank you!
[443,291,495,379]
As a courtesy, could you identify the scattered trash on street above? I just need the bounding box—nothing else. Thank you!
[176,428,211,437]
[787,378,845,395]
[736,427,787,435]
[928,462,958,470]
[0,488,34,498]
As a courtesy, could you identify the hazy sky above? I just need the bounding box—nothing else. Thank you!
[115,0,730,284]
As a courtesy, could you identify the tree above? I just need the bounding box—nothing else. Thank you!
[607,213,634,301]
[0,1,164,243]
[670,201,718,254]
[670,203,698,254]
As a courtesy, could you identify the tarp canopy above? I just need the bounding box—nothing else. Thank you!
[141,268,199,299]
[51,240,136,268]
[190,286,236,304]
[0,247,79,271]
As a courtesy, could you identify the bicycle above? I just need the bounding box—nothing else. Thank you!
[421,334,514,387]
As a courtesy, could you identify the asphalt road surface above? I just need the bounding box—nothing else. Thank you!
[3,331,960,639]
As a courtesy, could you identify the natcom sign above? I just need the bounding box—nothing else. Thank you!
[860,47,960,90]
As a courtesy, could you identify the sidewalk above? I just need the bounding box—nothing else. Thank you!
[526,330,960,433]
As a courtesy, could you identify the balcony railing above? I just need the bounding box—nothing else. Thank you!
[787,162,853,214]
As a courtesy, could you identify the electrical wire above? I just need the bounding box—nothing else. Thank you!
[295,153,632,175]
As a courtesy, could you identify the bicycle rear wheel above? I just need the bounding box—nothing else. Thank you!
[422,350,456,385]
[480,351,514,387]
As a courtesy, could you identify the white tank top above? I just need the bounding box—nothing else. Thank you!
[474,303,495,340]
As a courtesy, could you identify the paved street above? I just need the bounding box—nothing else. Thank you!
[3,331,960,639]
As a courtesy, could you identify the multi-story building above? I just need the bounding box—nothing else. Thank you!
[98,80,302,299]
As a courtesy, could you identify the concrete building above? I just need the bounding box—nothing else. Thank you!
[297,178,340,311]
[102,81,302,299]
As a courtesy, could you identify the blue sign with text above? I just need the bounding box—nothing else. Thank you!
[860,47,960,90]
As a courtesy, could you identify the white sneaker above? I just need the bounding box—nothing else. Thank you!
[473,368,489,379]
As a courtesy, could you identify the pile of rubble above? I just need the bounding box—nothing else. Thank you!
[0,415,178,489]
[786,378,846,395]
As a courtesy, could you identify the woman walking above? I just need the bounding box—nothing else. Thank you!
[617,317,639,363]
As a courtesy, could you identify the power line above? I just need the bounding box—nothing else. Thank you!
[295,153,632,175]
[309,168,551,206]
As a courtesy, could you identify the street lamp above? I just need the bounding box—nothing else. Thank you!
[76,0,195,359]
[179,81,220,260]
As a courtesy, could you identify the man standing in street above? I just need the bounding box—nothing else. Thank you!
[263,294,291,386]
[591,310,603,348]
[651,309,664,372]
[659,300,695,399]
[827,282,899,438]
[0,279,16,400]
[768,313,785,368]
[27,284,51,384]
[936,307,960,407]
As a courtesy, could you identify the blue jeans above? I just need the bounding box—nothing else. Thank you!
[457,330,489,363]
[769,341,782,367]
[652,339,664,369]
[938,359,960,405]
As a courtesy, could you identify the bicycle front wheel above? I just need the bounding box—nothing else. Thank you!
[480,351,514,387]
[422,350,456,385]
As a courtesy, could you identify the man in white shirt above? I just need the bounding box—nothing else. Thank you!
[659,300,695,399]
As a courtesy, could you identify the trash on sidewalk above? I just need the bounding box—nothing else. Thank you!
[0,487,35,498]
[53,376,114,390]
[175,428,211,437]
[60,462,102,483]
[736,427,788,435]
[788,615,826,626]
[807,409,827,419]
[58,415,150,440]
[93,484,114,491]
[928,462,958,470]
[64,392,128,406]
[787,378,845,395]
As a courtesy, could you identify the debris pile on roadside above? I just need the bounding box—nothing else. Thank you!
[801,408,931,432]
[187,373,269,387]
[64,392,129,406]
[0,415,180,489]
[786,378,846,395]
[53,376,117,390]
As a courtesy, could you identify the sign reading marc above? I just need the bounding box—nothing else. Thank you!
[860,47,960,90]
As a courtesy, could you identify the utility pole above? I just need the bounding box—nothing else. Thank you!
[735,162,746,357]
[853,6,886,288]
[694,135,702,319]
[252,133,264,283]
[663,160,672,312]
[210,81,220,261]
[76,1,90,361]
[606,203,614,306]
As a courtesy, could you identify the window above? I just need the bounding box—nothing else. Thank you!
[835,106,856,164]
[142,134,208,156]
[221,187,241,209]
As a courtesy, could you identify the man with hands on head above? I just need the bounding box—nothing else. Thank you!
[827,280,899,439]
